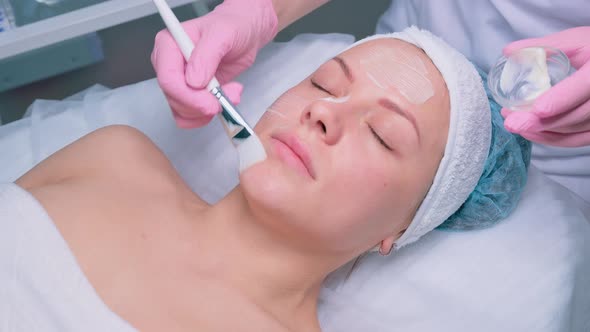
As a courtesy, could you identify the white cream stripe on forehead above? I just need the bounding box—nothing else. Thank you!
[360,45,434,105]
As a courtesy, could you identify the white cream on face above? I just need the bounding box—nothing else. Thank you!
[321,95,351,104]
[267,92,351,119]
[267,91,309,116]
[361,46,434,105]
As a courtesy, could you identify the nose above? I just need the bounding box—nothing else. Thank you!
[300,100,343,145]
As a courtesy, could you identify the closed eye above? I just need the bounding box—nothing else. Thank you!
[370,125,393,151]
[311,79,331,95]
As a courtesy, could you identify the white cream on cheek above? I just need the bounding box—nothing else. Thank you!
[267,92,352,118]
[320,95,351,104]
[265,86,353,128]
[267,92,309,116]
[361,47,434,105]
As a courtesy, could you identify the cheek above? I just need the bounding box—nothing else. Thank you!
[268,91,310,117]
[328,147,420,226]
[346,169,396,221]
[312,168,400,251]
[318,153,394,223]
[255,92,311,134]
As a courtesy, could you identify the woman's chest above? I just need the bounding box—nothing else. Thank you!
[31,180,287,331]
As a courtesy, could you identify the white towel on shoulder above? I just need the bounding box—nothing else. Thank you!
[0,183,135,332]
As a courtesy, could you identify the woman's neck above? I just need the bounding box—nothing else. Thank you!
[187,186,337,331]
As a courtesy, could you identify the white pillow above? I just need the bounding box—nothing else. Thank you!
[319,166,590,332]
[0,33,588,332]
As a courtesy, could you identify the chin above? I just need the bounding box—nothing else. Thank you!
[239,159,298,213]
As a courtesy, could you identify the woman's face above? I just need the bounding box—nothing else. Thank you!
[241,38,450,255]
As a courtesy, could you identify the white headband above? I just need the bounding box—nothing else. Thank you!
[346,27,492,249]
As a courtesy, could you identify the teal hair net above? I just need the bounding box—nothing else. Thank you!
[438,68,532,230]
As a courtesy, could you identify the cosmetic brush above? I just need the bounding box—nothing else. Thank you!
[152,0,266,172]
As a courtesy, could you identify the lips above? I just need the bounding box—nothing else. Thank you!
[271,132,316,179]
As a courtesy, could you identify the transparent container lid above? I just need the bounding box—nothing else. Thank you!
[487,46,570,111]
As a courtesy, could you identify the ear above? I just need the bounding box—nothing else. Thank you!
[378,228,406,256]
[378,235,396,256]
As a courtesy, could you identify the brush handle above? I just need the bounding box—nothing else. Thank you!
[152,0,220,91]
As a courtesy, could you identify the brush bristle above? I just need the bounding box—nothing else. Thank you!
[237,134,267,173]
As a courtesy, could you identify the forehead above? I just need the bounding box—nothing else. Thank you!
[342,38,424,59]
[341,38,448,103]
[338,39,441,86]
[339,38,436,72]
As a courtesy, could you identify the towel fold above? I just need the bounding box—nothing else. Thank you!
[0,183,135,332]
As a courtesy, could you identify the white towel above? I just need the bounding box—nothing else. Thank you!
[0,183,135,332]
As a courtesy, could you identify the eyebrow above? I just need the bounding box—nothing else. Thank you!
[378,98,421,143]
[332,56,354,82]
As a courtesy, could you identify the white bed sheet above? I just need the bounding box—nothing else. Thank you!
[0,33,589,332]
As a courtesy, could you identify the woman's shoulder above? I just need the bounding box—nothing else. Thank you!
[17,125,182,194]
[78,125,179,190]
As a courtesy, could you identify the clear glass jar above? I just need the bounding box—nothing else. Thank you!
[487,46,570,111]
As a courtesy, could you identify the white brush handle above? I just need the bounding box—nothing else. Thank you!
[152,0,220,91]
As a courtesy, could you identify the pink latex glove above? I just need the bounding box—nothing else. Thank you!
[501,27,590,147]
[151,0,278,128]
